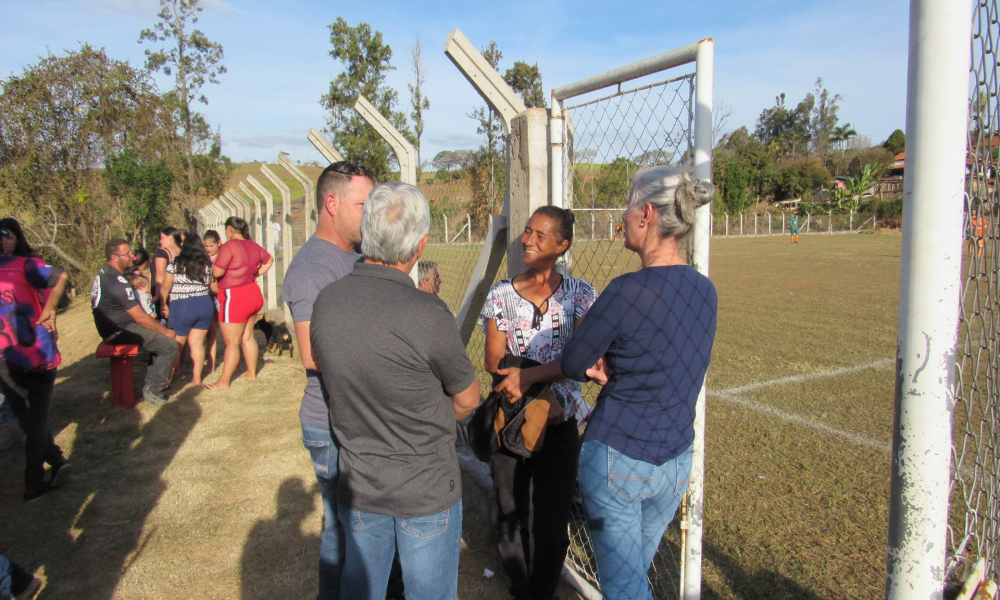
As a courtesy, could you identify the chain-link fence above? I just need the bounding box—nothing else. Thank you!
[562,72,697,600]
[709,210,878,237]
[949,0,1000,585]
[419,131,510,397]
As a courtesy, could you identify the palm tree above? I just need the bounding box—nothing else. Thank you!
[830,123,858,150]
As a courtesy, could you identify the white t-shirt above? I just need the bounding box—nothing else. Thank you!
[273,221,281,242]
[480,276,597,421]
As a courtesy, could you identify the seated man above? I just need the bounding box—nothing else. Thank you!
[311,182,480,600]
[416,260,441,296]
[91,238,177,406]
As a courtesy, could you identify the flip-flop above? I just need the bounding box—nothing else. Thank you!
[203,383,218,391]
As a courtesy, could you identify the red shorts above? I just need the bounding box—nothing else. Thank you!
[218,282,263,324]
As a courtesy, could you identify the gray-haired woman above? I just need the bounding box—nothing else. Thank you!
[561,164,717,600]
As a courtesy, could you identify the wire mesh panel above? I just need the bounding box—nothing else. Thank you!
[950,0,1000,585]
[419,134,509,397]
[562,73,696,600]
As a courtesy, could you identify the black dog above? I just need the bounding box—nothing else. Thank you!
[253,316,294,357]
[267,322,294,357]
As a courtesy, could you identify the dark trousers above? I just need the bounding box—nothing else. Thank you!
[0,364,62,491]
[490,419,580,600]
[111,321,177,395]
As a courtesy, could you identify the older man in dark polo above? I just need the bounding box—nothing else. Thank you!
[311,182,480,600]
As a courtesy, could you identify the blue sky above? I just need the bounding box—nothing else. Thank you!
[0,0,909,164]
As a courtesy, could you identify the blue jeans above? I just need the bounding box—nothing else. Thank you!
[0,554,31,597]
[302,423,343,600]
[579,440,693,600]
[338,500,462,600]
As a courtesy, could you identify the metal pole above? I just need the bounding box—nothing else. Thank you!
[754,213,758,236]
[829,210,833,234]
[725,213,729,236]
[782,213,786,234]
[444,215,449,245]
[768,212,772,236]
[684,36,713,600]
[740,212,743,236]
[467,214,472,243]
[850,209,854,231]
[885,0,970,598]
[806,214,811,233]
[551,94,564,208]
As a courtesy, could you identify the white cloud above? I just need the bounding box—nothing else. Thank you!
[230,131,312,150]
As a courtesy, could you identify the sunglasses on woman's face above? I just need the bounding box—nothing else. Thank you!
[0,229,13,239]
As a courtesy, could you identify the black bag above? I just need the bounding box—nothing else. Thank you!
[466,355,546,462]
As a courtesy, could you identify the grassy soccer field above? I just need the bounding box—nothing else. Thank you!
[0,233,902,599]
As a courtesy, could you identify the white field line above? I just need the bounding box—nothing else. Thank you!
[709,359,895,453]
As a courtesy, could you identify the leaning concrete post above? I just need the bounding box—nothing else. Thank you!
[247,174,278,312]
[278,153,316,238]
[445,28,527,340]
[238,181,264,246]
[353,95,418,185]
[309,127,344,163]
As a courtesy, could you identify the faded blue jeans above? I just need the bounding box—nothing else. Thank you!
[579,440,693,600]
[338,500,462,600]
[302,422,343,600]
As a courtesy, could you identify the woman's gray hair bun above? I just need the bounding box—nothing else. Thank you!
[627,165,715,240]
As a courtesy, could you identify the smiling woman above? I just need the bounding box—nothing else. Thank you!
[479,205,598,600]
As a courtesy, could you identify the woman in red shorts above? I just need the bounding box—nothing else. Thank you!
[207,217,273,390]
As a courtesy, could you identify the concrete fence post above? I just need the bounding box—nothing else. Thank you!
[238,181,264,246]
[353,96,418,186]
[308,128,345,164]
[278,154,317,239]
[507,108,550,277]
[246,174,278,312]
[445,28,525,342]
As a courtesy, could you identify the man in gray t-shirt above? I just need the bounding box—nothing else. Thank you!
[311,182,479,600]
[280,161,373,600]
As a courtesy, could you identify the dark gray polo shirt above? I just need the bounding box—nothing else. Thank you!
[281,236,362,428]
[311,262,477,517]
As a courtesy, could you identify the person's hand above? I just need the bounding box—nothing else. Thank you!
[585,357,608,385]
[37,308,56,332]
[494,366,529,403]
[162,305,170,318]
[546,399,565,424]
[165,328,176,340]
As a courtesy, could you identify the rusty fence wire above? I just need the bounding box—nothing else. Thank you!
[950,0,1000,586]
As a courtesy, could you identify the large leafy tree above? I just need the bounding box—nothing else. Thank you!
[104,149,175,248]
[321,18,413,181]
[0,44,177,274]
[139,0,228,218]
[754,79,842,157]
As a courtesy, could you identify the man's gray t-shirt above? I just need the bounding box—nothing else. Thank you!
[311,263,477,517]
[280,236,362,428]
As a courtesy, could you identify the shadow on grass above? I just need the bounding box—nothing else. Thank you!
[702,538,826,600]
[0,346,202,599]
[240,476,320,600]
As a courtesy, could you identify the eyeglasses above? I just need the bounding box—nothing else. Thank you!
[0,229,12,239]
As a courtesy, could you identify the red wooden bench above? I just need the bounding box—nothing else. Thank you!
[96,343,141,408]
